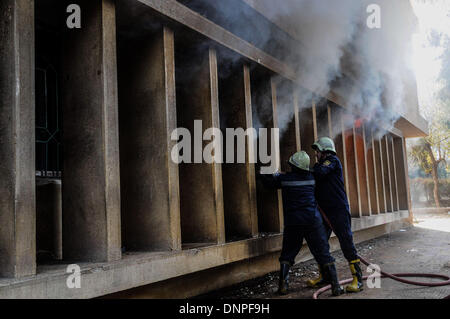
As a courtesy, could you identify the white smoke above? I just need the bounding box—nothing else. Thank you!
[245,0,418,138]
[120,0,419,140]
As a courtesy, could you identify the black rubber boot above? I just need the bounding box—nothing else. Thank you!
[324,263,344,296]
[278,263,291,295]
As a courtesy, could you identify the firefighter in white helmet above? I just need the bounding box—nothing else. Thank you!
[309,137,363,293]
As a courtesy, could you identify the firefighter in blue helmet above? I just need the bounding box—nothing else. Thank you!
[310,137,363,293]
[258,151,344,296]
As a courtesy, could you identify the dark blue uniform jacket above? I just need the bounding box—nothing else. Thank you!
[260,170,323,226]
[313,154,350,210]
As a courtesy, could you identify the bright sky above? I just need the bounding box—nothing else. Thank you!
[410,0,450,118]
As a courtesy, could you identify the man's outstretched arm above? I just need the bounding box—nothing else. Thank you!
[257,170,283,189]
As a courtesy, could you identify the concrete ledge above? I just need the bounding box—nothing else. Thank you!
[394,114,428,138]
[0,211,409,298]
[106,214,411,298]
[351,211,409,231]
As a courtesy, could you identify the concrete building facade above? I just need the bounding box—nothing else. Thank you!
[0,0,427,298]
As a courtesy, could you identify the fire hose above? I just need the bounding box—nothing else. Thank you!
[312,208,450,299]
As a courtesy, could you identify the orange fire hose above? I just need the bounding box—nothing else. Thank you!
[313,207,450,299]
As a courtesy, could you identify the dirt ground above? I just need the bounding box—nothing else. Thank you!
[195,210,450,299]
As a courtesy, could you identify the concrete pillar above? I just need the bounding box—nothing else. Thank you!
[276,80,297,173]
[374,138,387,213]
[344,126,361,217]
[329,106,350,204]
[0,0,36,277]
[118,27,181,251]
[355,124,371,216]
[293,93,301,151]
[244,65,259,236]
[327,105,333,138]
[61,0,121,261]
[314,101,329,139]
[381,135,393,212]
[210,48,226,244]
[393,137,409,211]
[312,101,318,141]
[401,138,413,221]
[176,46,225,245]
[218,59,258,240]
[390,136,400,211]
[271,77,284,232]
[366,128,380,214]
[298,100,315,166]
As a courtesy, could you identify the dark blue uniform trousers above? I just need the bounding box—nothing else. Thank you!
[322,207,358,262]
[279,222,335,266]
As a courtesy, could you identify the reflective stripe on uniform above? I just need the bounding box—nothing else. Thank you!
[281,180,315,187]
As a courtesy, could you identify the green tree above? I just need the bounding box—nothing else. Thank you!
[409,35,450,207]
[409,125,448,207]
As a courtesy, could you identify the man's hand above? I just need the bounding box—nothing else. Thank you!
[315,150,325,162]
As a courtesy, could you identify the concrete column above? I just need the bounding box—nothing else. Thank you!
[298,101,315,166]
[276,80,297,173]
[390,136,400,211]
[118,27,181,251]
[366,128,380,214]
[329,106,350,203]
[381,135,393,212]
[327,105,333,138]
[209,49,226,244]
[293,93,301,151]
[312,100,318,141]
[355,124,371,216]
[374,137,387,213]
[244,65,259,236]
[61,0,121,261]
[176,46,225,245]
[271,77,284,232]
[218,60,258,240]
[344,126,361,217]
[401,138,413,221]
[0,0,36,277]
[314,101,329,139]
[393,137,409,211]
